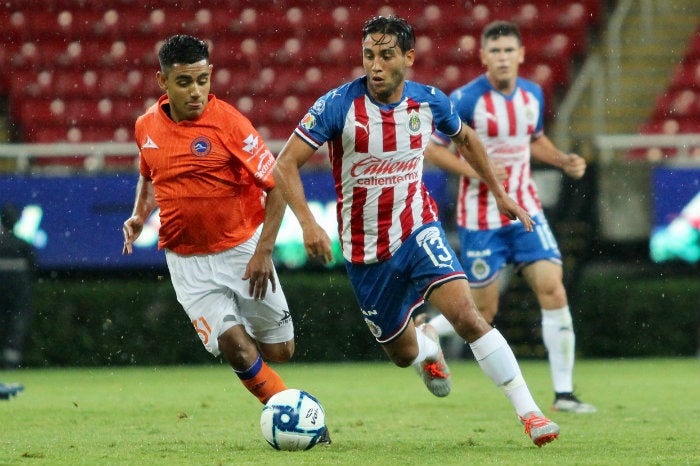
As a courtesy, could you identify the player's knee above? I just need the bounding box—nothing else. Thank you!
[216,329,259,368]
[381,345,415,368]
[260,340,295,363]
[537,282,567,305]
[391,356,414,368]
[446,306,492,341]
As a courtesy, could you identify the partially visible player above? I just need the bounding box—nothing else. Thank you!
[0,203,36,369]
[421,20,595,413]
[122,35,297,408]
[273,16,559,447]
[0,382,23,400]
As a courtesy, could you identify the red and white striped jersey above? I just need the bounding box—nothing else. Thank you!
[294,77,462,264]
[433,74,546,230]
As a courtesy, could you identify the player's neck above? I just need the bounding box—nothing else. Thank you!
[486,74,516,95]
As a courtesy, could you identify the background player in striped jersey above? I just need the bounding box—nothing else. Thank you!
[422,21,595,413]
[121,35,298,409]
[274,16,559,447]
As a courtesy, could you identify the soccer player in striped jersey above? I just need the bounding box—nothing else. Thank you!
[422,21,595,414]
[122,35,297,408]
[274,16,559,447]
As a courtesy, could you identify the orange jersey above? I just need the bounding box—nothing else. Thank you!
[135,94,277,255]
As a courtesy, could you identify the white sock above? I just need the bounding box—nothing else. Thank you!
[410,326,441,366]
[428,314,457,337]
[541,306,575,394]
[470,329,540,416]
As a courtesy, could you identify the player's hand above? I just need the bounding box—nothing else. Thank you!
[495,195,534,232]
[562,153,586,179]
[243,252,276,300]
[122,216,144,255]
[303,223,334,265]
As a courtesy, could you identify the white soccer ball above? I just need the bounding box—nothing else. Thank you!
[260,388,327,451]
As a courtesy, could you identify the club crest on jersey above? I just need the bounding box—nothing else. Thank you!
[526,107,535,121]
[407,110,421,135]
[301,113,316,130]
[470,258,490,281]
[312,98,326,115]
[190,136,212,157]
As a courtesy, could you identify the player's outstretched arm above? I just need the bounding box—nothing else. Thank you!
[273,135,334,264]
[451,124,534,231]
[122,175,157,254]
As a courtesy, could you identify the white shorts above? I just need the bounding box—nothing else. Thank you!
[165,228,294,357]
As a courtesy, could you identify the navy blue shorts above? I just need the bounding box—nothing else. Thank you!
[459,212,562,287]
[345,222,466,344]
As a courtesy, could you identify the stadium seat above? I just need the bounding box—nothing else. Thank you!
[1,0,600,146]
[635,20,700,159]
[52,70,100,97]
[670,60,700,91]
[8,70,51,99]
[682,25,700,59]
[54,9,106,40]
[317,37,358,67]
[208,36,261,69]
[652,88,699,120]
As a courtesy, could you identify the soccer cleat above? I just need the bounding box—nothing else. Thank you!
[413,324,451,397]
[520,411,559,447]
[552,393,597,413]
[0,383,24,400]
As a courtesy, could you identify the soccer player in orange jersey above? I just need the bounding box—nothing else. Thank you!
[122,35,294,407]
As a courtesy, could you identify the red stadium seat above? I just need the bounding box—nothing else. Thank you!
[208,36,261,69]
[13,98,56,126]
[652,88,700,120]
[256,121,296,142]
[1,0,602,149]
[8,70,52,99]
[316,37,358,67]
[682,26,700,60]
[52,70,100,97]
[637,20,700,160]
[670,61,700,91]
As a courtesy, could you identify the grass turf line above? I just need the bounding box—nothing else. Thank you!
[0,358,698,465]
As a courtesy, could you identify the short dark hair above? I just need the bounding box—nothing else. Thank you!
[362,16,415,54]
[158,34,209,72]
[481,21,522,47]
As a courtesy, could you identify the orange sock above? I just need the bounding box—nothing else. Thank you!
[238,359,287,404]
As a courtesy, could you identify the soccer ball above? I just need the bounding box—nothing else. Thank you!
[260,388,327,451]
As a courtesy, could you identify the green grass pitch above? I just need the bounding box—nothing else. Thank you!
[1,358,698,465]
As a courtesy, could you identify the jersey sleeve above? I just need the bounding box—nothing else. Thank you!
[134,116,152,180]
[293,81,357,150]
[429,85,462,139]
[220,111,277,191]
[432,79,483,146]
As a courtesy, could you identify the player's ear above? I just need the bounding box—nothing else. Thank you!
[404,48,415,67]
[156,70,167,91]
